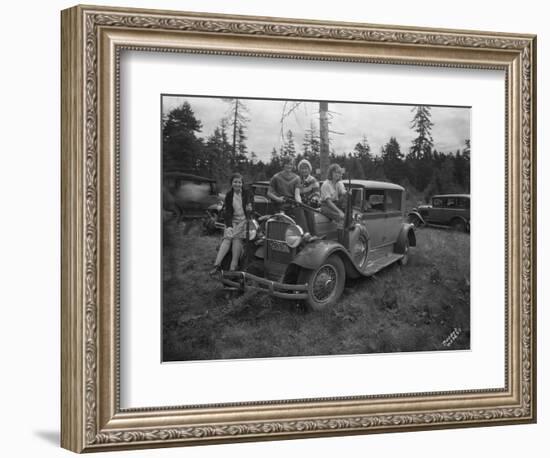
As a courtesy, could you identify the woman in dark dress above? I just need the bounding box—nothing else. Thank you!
[210,173,253,274]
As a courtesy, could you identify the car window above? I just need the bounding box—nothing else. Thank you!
[363,190,385,211]
[446,198,457,208]
[386,190,402,211]
[432,198,443,208]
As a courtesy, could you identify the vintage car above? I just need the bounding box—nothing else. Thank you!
[219,180,416,310]
[408,194,470,232]
[206,181,277,232]
[163,172,220,222]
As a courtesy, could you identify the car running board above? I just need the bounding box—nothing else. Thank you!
[362,253,403,276]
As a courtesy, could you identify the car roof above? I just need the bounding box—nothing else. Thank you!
[252,181,269,186]
[345,179,404,191]
[432,194,470,198]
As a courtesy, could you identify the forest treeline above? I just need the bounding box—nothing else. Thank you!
[162,101,470,202]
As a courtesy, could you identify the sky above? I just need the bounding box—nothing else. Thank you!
[162,95,470,163]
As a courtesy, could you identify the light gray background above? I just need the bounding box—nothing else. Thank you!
[0,0,546,457]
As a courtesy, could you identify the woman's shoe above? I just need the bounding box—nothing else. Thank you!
[209,265,222,277]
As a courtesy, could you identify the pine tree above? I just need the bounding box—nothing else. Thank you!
[162,102,203,172]
[408,105,434,161]
[236,125,248,166]
[381,137,405,182]
[353,135,371,159]
[406,105,435,190]
[204,120,232,183]
[282,130,297,158]
[223,98,250,167]
[352,135,373,178]
[453,139,471,191]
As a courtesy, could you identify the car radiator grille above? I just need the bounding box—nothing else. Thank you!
[266,220,291,264]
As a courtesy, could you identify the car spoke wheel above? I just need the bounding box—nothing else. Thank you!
[298,255,346,311]
[312,265,337,302]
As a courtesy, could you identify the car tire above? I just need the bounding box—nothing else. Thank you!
[450,218,466,232]
[298,254,346,311]
[399,239,410,266]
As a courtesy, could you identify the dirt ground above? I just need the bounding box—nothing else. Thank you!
[162,220,470,361]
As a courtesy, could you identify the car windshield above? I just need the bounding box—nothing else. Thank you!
[253,186,268,196]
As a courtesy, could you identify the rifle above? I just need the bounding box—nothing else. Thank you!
[344,174,353,229]
[281,196,322,214]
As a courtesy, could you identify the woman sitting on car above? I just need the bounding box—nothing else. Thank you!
[297,159,320,235]
[320,163,347,227]
[267,155,308,232]
[210,173,253,275]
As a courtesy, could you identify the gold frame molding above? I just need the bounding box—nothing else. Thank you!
[61,4,537,453]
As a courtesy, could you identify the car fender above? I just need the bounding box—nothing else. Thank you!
[395,223,416,254]
[407,210,425,225]
[291,238,362,278]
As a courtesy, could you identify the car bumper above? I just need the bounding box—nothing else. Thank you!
[221,271,308,300]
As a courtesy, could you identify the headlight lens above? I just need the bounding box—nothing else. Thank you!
[284,224,303,248]
[247,220,259,240]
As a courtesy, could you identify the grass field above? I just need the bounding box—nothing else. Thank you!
[162,220,470,361]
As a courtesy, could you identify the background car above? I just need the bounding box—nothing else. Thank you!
[163,172,220,223]
[408,194,470,232]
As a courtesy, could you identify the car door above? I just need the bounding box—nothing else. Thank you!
[426,197,445,223]
[384,189,403,243]
[359,189,386,248]
[441,196,458,224]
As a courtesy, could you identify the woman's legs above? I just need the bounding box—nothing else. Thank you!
[213,238,231,267]
[230,238,243,270]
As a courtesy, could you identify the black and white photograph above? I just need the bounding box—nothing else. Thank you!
[162,95,471,362]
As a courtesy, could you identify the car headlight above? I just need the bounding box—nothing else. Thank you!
[247,220,259,240]
[284,224,303,248]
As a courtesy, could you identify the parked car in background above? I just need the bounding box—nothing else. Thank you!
[220,180,416,311]
[408,194,470,232]
[163,172,220,222]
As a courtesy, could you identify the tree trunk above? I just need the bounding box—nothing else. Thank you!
[232,100,238,164]
[319,101,329,178]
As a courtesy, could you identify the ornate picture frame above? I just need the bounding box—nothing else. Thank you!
[61,4,536,453]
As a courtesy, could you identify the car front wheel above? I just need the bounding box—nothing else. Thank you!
[298,254,346,311]
[399,239,410,266]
